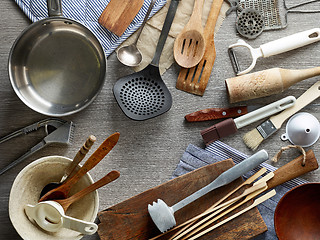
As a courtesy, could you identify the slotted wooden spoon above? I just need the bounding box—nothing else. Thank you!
[176,0,224,96]
[174,0,205,68]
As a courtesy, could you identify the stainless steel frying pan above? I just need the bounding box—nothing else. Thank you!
[8,0,106,116]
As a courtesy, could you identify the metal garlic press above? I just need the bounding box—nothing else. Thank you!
[0,118,75,175]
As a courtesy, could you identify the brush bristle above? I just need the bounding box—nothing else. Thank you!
[243,128,264,151]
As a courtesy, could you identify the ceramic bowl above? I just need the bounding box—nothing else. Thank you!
[274,183,320,240]
[9,156,99,240]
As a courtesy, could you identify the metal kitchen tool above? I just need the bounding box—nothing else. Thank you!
[238,0,320,30]
[117,0,156,67]
[40,135,96,197]
[236,8,264,39]
[228,28,320,75]
[9,0,106,116]
[25,201,98,235]
[39,132,120,202]
[281,112,320,147]
[113,0,179,121]
[148,149,269,232]
[0,118,74,176]
[173,0,206,68]
[226,0,241,15]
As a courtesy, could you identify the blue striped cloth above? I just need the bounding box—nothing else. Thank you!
[14,0,167,57]
[173,141,308,239]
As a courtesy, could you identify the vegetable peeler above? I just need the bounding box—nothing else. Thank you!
[0,118,75,175]
[228,28,320,75]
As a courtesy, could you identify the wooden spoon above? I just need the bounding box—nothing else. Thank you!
[39,132,120,202]
[55,170,120,212]
[174,0,206,68]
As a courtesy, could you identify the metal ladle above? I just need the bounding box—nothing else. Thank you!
[117,0,156,67]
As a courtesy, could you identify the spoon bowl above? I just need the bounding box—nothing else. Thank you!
[174,0,205,68]
[117,45,143,67]
[116,0,156,67]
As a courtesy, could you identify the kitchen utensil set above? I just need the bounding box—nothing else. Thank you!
[150,149,318,240]
[243,81,320,150]
[25,133,120,234]
[39,132,120,201]
[200,96,296,145]
[113,0,180,121]
[40,135,96,197]
[176,0,224,96]
[148,149,269,232]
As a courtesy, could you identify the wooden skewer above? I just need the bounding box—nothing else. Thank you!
[149,168,267,240]
[186,190,276,240]
[179,184,270,240]
[173,181,269,240]
[174,172,274,240]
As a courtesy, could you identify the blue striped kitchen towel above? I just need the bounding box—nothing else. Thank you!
[173,141,308,239]
[14,0,167,57]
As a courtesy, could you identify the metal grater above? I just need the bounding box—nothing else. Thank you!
[238,0,282,30]
[237,0,320,30]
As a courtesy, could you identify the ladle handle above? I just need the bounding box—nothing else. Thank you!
[133,0,157,45]
[151,0,180,67]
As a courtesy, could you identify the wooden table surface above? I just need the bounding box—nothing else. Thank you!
[1,0,320,239]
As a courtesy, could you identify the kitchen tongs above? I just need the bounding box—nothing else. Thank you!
[0,118,75,175]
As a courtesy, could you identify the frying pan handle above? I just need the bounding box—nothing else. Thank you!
[47,0,63,17]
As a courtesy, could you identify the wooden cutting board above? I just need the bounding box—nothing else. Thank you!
[98,0,144,36]
[97,159,267,239]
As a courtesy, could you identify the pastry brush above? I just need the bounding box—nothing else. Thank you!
[200,96,296,145]
[243,81,320,150]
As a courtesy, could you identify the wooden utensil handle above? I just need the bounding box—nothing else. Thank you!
[185,107,248,122]
[63,135,96,181]
[67,170,120,204]
[64,132,120,190]
[267,149,318,190]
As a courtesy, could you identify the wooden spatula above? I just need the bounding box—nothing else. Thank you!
[99,0,144,36]
[176,0,224,96]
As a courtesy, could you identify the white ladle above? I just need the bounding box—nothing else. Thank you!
[25,201,98,235]
[117,0,156,67]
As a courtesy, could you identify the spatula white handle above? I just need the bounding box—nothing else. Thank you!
[260,28,320,57]
[234,96,296,129]
[171,150,268,212]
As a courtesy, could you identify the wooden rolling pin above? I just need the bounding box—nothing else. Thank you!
[225,67,320,103]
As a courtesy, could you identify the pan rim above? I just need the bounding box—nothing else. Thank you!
[8,16,106,116]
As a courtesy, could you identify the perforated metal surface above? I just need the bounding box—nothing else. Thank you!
[113,65,172,121]
[236,8,264,39]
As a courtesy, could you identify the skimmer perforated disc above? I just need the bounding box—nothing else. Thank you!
[113,65,172,121]
[236,8,264,39]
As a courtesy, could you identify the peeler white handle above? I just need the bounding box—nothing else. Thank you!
[260,28,320,57]
[234,96,296,129]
